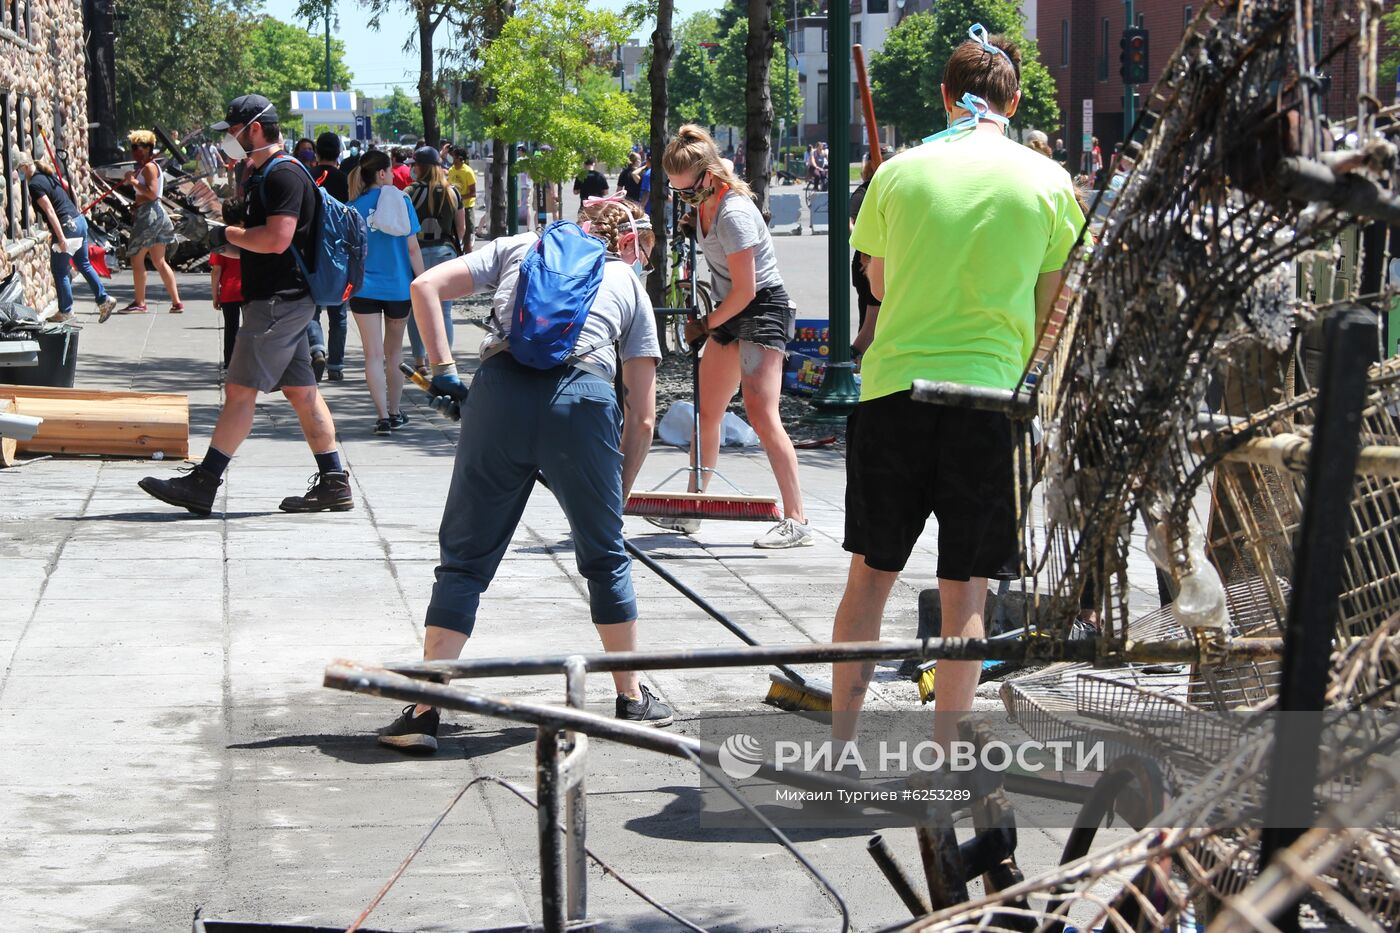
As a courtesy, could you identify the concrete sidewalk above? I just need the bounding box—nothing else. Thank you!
[0,272,1147,931]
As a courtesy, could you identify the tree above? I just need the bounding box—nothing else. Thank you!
[870,2,1059,142]
[744,0,775,209]
[240,16,355,137]
[647,0,674,309]
[115,0,257,134]
[478,0,638,182]
[380,86,425,139]
[670,41,715,128]
[1385,6,1400,81]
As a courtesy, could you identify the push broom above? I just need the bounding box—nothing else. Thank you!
[623,198,783,525]
[401,364,831,712]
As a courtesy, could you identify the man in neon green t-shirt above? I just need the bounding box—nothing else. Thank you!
[832,27,1085,750]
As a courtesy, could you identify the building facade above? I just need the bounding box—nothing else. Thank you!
[1036,0,1397,174]
[1,0,92,314]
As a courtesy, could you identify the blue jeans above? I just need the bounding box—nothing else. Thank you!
[53,215,108,314]
[406,243,457,361]
[426,354,636,636]
[306,303,348,371]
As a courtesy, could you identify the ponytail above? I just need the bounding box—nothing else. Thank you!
[348,150,390,201]
[661,124,754,201]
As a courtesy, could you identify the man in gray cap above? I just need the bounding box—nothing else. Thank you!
[139,94,352,516]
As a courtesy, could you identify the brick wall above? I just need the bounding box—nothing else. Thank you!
[0,0,91,314]
[1037,0,1395,175]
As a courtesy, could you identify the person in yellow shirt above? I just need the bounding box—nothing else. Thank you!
[831,26,1085,751]
[446,148,477,250]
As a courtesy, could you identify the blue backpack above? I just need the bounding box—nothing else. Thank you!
[258,155,368,305]
[509,221,606,369]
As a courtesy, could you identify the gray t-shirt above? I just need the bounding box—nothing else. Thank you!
[460,232,660,381]
[700,190,784,303]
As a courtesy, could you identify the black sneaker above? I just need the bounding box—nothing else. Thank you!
[138,466,221,516]
[616,684,674,727]
[389,411,410,429]
[377,704,439,753]
[327,368,344,382]
[374,417,392,436]
[311,349,327,383]
[278,470,354,513]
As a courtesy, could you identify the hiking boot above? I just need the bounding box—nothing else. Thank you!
[97,296,117,322]
[616,684,674,727]
[278,470,354,513]
[374,418,392,436]
[138,466,221,516]
[646,515,700,535]
[389,411,410,429]
[754,518,814,549]
[311,349,327,382]
[377,704,439,753]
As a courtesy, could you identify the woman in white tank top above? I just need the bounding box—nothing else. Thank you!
[115,129,182,317]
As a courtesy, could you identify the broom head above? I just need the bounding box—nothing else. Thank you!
[625,491,782,522]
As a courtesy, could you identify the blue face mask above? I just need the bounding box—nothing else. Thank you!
[632,260,645,278]
[922,25,1014,144]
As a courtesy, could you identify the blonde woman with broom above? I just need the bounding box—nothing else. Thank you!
[660,124,811,549]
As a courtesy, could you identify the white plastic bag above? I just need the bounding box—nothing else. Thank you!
[657,402,761,449]
[368,185,413,236]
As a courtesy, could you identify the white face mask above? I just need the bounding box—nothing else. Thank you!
[219,103,274,160]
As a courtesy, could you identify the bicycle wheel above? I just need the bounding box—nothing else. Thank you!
[666,280,713,357]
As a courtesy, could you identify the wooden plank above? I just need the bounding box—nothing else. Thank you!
[0,385,189,459]
[0,399,16,467]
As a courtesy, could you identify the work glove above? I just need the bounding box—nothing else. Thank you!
[207,224,229,251]
[684,316,710,350]
[428,372,469,421]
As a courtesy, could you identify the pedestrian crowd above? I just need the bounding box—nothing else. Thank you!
[122,23,1086,756]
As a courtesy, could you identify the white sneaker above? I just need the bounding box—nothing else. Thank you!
[647,515,701,535]
[754,518,814,549]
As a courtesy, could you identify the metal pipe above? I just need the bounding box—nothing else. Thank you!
[1207,432,1400,479]
[867,835,931,918]
[1259,306,1377,931]
[383,636,1285,681]
[563,658,587,923]
[325,662,931,820]
[1276,156,1400,226]
[537,726,567,933]
[911,379,1038,419]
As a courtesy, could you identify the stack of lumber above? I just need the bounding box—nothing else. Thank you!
[0,385,188,459]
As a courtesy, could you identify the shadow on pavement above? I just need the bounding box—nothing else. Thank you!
[226,725,535,765]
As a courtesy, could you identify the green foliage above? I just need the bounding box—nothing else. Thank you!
[380,87,425,139]
[241,15,355,136]
[675,10,718,45]
[1385,7,1400,81]
[479,0,639,183]
[115,0,257,134]
[708,20,798,131]
[869,2,1059,141]
[671,42,715,127]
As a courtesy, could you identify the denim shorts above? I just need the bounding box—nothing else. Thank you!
[709,285,796,351]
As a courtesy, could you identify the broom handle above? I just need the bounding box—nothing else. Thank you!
[531,470,810,687]
[854,45,882,169]
[688,224,703,493]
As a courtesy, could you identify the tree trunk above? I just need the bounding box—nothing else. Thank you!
[744,0,774,214]
[490,137,507,238]
[646,0,675,318]
[417,1,439,146]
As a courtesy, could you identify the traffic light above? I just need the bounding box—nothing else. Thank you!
[1119,27,1149,85]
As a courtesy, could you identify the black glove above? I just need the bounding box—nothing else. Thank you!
[684,317,710,349]
[207,224,229,251]
[428,372,469,421]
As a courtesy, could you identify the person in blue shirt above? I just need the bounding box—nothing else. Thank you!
[347,150,425,435]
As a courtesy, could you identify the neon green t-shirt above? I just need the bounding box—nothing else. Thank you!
[850,129,1085,400]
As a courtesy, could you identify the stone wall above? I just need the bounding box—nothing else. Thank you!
[0,0,91,314]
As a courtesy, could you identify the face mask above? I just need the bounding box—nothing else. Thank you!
[676,185,715,207]
[219,102,274,161]
[632,259,645,278]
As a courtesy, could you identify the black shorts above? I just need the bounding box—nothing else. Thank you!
[350,297,412,320]
[710,285,795,351]
[843,391,1019,579]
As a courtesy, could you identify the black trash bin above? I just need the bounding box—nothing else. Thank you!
[3,325,78,387]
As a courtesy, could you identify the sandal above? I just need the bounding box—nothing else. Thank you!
[117,302,148,314]
[169,302,185,314]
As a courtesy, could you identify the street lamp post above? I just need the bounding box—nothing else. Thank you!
[324,0,333,91]
[811,2,859,418]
